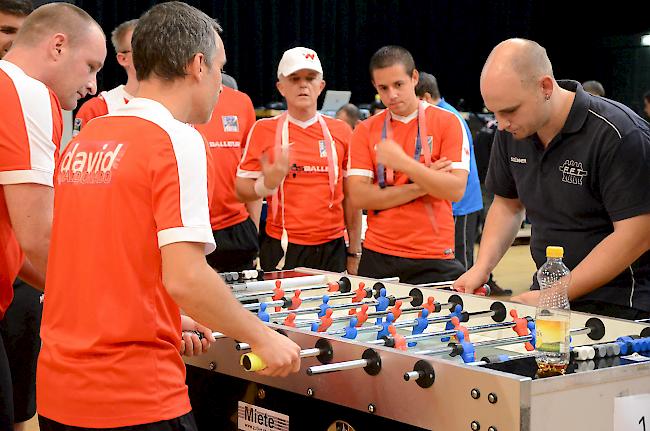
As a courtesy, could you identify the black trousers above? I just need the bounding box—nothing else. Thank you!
[454,210,481,271]
[260,236,346,272]
[38,412,198,431]
[358,248,466,285]
[571,300,650,320]
[205,218,259,272]
[0,279,42,427]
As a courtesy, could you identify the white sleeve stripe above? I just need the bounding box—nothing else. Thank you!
[122,100,214,240]
[452,113,471,170]
[0,61,56,178]
[168,126,211,233]
[236,169,262,179]
[158,226,216,255]
[348,168,374,178]
[451,162,470,172]
[0,170,53,187]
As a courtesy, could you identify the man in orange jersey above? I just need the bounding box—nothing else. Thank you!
[0,3,106,429]
[37,4,300,430]
[235,47,362,274]
[195,85,261,272]
[73,18,138,134]
[347,46,469,284]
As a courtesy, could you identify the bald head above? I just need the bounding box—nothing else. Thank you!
[482,38,553,87]
[12,2,102,48]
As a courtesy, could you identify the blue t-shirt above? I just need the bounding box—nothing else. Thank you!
[437,98,483,215]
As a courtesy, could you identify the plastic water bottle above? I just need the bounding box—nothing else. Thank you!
[535,246,571,376]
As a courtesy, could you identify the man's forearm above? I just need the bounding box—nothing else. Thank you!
[568,215,650,300]
[165,258,272,346]
[343,196,362,252]
[235,177,261,203]
[245,199,263,231]
[4,183,53,280]
[18,258,45,291]
[348,179,425,211]
[473,196,526,276]
[401,158,467,201]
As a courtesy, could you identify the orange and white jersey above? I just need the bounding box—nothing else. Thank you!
[349,103,469,259]
[73,84,133,135]
[37,98,214,428]
[0,59,62,319]
[238,114,352,245]
[194,86,256,231]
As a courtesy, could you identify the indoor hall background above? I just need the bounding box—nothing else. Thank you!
[35,0,650,116]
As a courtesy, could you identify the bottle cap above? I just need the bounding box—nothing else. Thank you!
[546,246,564,258]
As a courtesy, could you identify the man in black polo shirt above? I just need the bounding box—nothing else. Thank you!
[454,38,650,319]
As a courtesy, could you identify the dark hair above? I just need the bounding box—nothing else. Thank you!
[582,80,605,97]
[132,1,222,82]
[644,91,650,103]
[110,19,137,54]
[369,45,415,79]
[0,0,33,16]
[415,72,440,99]
[337,103,360,119]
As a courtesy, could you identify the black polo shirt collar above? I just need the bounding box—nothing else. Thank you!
[558,80,590,135]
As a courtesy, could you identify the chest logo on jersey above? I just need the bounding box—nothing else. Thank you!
[222,115,239,132]
[209,141,241,148]
[58,142,124,184]
[318,140,327,158]
[510,156,527,164]
[559,159,588,185]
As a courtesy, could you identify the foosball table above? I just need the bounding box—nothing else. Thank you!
[184,269,650,431]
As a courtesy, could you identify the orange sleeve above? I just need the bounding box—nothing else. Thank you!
[348,121,375,178]
[237,119,274,178]
[74,96,108,135]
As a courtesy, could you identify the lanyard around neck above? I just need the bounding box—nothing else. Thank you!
[377,101,430,188]
[270,112,338,221]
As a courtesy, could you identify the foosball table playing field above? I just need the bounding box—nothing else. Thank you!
[184,269,650,431]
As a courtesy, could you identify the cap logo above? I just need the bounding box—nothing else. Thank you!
[304,53,316,60]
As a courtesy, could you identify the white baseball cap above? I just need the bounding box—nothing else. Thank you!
[277,47,323,78]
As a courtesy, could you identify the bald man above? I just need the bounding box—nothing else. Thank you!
[0,3,105,429]
[454,38,650,320]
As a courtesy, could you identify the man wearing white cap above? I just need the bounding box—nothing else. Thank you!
[236,47,362,273]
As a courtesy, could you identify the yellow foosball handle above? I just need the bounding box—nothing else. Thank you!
[241,353,266,371]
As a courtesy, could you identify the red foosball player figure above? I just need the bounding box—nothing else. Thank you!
[388,325,407,351]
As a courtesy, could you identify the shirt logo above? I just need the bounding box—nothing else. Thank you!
[510,156,527,164]
[58,142,125,184]
[318,140,327,158]
[209,141,241,148]
[222,115,239,132]
[559,160,588,185]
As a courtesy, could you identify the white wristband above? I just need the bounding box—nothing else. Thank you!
[254,176,278,198]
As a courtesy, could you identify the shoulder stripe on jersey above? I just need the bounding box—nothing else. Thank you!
[109,99,215,254]
[588,109,622,139]
[0,60,56,186]
[450,110,470,172]
[237,119,265,172]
